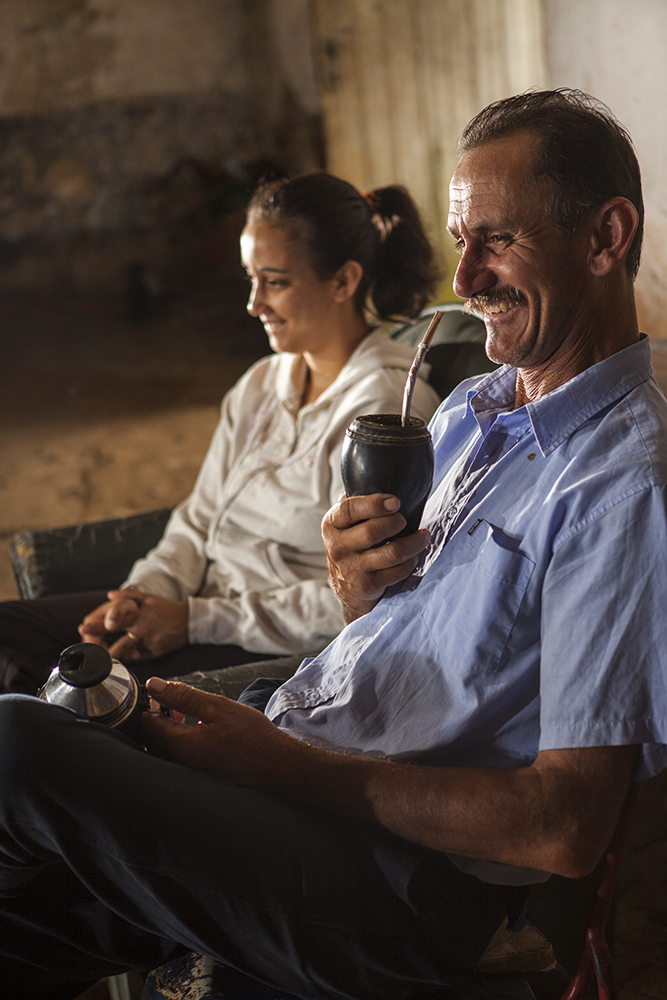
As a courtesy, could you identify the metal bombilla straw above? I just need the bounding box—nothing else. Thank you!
[401,310,443,425]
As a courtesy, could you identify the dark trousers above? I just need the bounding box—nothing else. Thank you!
[0,695,519,1000]
[0,592,278,694]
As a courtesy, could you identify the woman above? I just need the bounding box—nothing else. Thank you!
[0,173,441,693]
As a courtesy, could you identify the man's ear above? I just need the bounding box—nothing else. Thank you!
[332,260,364,302]
[588,197,639,277]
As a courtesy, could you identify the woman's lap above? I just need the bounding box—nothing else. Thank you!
[0,592,285,693]
[0,591,106,693]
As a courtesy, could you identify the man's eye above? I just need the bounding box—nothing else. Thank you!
[488,234,511,248]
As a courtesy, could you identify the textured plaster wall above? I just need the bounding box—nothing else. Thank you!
[0,0,248,112]
[544,0,667,339]
[0,0,322,292]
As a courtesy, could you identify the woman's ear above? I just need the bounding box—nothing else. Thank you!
[588,197,639,277]
[332,260,364,302]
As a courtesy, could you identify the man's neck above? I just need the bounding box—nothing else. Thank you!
[514,290,639,409]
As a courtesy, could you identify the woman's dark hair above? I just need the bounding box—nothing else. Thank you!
[246,173,440,320]
[459,89,644,279]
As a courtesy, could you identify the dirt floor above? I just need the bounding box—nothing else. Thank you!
[2,291,667,1000]
[0,284,267,599]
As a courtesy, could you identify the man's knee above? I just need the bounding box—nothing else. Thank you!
[0,645,44,695]
[0,692,45,732]
[0,695,71,786]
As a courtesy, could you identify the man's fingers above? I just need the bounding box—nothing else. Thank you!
[78,605,109,633]
[328,523,429,578]
[324,508,408,557]
[145,678,227,722]
[356,512,409,550]
[361,557,421,594]
[141,680,277,778]
[323,493,430,622]
[382,528,431,566]
[325,496,431,553]
[140,706,194,761]
[328,493,401,530]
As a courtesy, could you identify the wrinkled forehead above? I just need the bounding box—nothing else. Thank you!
[448,133,546,231]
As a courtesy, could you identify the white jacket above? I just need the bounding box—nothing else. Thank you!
[125,330,440,654]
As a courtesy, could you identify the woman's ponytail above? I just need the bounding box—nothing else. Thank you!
[365,185,441,320]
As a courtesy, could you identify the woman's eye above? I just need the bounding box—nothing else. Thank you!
[243,274,286,289]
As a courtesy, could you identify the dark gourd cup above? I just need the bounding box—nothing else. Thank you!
[341,413,434,538]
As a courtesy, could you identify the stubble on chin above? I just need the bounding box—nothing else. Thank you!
[484,319,539,369]
[462,287,533,368]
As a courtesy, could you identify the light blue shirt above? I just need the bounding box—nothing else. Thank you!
[266,336,667,882]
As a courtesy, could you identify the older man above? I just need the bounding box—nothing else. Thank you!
[1,90,666,1000]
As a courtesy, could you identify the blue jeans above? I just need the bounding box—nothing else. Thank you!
[0,695,519,1000]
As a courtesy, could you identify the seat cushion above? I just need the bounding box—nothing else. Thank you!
[9,508,172,599]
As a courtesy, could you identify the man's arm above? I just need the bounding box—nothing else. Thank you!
[142,681,637,879]
[322,494,430,622]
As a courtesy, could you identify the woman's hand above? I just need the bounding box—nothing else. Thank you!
[78,587,189,661]
[321,494,430,622]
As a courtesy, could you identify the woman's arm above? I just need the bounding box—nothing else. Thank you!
[125,363,271,600]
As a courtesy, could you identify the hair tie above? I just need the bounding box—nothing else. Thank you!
[362,190,379,213]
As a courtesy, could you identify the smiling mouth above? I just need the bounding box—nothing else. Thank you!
[464,287,525,319]
[261,317,284,332]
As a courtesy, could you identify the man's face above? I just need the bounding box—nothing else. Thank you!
[448,132,592,371]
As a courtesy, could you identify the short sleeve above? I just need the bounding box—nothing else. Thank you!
[539,484,667,779]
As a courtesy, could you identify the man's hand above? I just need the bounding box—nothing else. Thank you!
[78,587,189,661]
[322,494,430,622]
[141,679,305,786]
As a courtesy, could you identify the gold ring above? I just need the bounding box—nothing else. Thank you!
[126,631,140,643]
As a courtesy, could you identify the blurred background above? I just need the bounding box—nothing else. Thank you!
[1,8,667,996]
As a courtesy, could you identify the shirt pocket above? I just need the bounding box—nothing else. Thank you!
[420,518,535,674]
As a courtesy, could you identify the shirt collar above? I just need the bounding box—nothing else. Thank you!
[466,335,653,456]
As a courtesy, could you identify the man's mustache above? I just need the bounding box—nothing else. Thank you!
[463,286,525,317]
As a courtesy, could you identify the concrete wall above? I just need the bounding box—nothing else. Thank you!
[0,0,322,293]
[544,0,667,338]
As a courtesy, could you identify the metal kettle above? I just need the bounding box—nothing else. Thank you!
[38,642,150,742]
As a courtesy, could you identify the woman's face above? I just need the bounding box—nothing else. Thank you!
[240,219,343,357]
